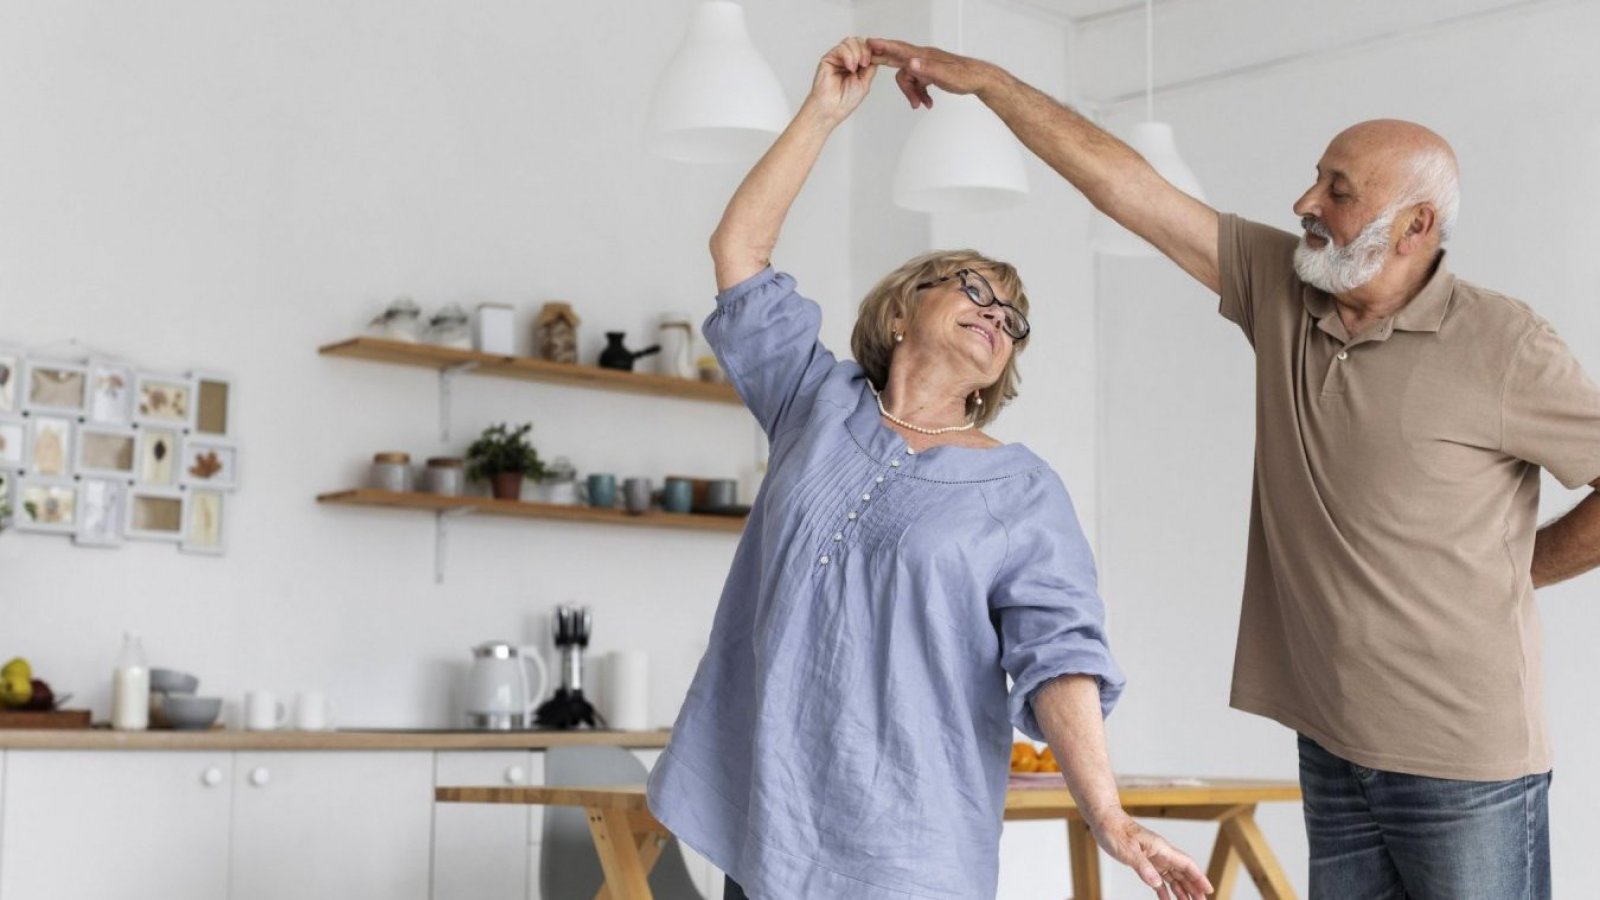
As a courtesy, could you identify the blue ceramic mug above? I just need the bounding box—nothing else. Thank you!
[586,473,617,509]
[661,478,693,514]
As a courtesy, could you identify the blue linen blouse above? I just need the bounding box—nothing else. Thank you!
[646,268,1125,899]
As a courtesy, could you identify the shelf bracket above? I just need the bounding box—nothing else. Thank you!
[433,505,478,585]
[437,362,480,443]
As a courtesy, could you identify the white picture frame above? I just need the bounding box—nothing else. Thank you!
[125,487,186,542]
[133,372,196,430]
[86,359,137,425]
[134,426,182,487]
[76,424,139,479]
[75,478,128,547]
[181,488,227,555]
[14,477,79,534]
[180,438,238,490]
[0,469,14,528]
[189,370,234,438]
[27,415,74,479]
[22,360,89,417]
[0,347,21,415]
[0,417,28,469]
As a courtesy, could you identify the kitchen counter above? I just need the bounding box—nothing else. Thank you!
[0,727,672,751]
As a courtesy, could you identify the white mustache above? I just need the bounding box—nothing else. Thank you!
[1301,216,1332,241]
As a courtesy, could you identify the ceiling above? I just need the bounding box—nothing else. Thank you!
[1004,0,1151,23]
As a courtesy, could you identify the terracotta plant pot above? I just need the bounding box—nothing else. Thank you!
[489,472,524,501]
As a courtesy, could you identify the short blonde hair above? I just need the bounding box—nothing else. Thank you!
[850,250,1029,429]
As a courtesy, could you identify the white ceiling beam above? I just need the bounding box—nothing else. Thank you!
[1072,0,1567,109]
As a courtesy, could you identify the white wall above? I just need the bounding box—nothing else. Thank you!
[0,0,863,730]
[1094,2,1600,896]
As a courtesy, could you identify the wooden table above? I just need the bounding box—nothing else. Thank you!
[1005,775,1301,900]
[436,776,1301,900]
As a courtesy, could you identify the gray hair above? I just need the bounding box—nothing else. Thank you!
[1396,146,1460,243]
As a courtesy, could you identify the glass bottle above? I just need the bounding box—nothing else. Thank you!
[111,632,150,731]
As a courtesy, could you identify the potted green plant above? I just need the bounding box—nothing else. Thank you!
[466,422,547,501]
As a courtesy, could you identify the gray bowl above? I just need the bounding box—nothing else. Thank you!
[150,668,199,694]
[162,695,222,730]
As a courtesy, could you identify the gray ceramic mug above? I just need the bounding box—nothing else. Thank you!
[705,479,738,510]
[623,477,653,515]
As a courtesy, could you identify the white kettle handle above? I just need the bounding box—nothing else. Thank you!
[519,647,549,718]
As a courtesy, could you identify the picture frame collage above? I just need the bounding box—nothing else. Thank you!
[0,346,236,555]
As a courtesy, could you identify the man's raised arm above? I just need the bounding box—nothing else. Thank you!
[870,38,1221,294]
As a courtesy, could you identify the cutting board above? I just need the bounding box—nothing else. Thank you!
[0,709,92,729]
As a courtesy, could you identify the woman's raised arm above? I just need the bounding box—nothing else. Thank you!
[710,37,876,290]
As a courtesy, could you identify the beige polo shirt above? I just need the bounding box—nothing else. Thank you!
[1219,214,1600,780]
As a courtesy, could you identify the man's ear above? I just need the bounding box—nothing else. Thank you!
[1398,204,1437,255]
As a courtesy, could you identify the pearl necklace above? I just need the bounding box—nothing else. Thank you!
[870,384,976,435]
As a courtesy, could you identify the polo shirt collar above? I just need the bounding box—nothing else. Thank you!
[1392,252,1455,333]
[1300,251,1456,337]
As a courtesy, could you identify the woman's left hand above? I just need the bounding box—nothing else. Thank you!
[1093,812,1213,899]
[806,37,877,123]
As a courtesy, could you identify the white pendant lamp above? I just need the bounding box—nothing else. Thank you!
[892,0,1029,214]
[1093,0,1206,257]
[645,1,791,164]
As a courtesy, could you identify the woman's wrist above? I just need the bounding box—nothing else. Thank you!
[1086,806,1133,844]
[796,96,850,132]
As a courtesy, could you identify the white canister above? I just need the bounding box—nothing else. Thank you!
[370,452,414,493]
[657,313,696,379]
[474,303,515,355]
[604,651,650,731]
[422,457,465,496]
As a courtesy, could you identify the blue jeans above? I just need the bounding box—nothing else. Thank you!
[1298,734,1551,899]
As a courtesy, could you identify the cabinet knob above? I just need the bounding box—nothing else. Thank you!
[249,766,271,787]
[505,765,526,785]
[201,766,224,787]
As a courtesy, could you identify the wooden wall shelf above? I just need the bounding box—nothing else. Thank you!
[318,337,740,406]
[317,489,747,535]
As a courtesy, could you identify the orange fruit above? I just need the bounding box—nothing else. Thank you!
[1036,748,1059,773]
[1010,742,1039,773]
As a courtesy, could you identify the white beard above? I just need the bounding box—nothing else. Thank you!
[1293,206,1397,294]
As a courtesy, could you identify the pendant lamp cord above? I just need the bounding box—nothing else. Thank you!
[1144,0,1154,121]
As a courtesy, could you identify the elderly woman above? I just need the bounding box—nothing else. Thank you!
[646,38,1210,900]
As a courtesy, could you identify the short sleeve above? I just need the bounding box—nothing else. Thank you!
[702,268,839,440]
[986,473,1126,741]
[1500,322,1600,488]
[1217,213,1301,347]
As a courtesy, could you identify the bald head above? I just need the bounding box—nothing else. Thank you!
[1326,119,1461,242]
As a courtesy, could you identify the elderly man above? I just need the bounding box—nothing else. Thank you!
[869,38,1600,900]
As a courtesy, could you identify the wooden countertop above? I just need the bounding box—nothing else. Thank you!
[0,728,671,751]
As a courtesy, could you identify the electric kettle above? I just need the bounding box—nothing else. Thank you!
[464,641,549,730]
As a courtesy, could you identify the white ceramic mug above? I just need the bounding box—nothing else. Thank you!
[294,690,334,731]
[244,690,289,731]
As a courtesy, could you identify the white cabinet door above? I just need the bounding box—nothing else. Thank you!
[431,751,534,900]
[0,750,233,900]
[230,751,432,900]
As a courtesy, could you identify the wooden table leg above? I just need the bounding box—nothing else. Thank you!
[587,807,656,900]
[1221,809,1297,900]
[1204,807,1244,900]
[1066,814,1102,900]
[595,831,668,900]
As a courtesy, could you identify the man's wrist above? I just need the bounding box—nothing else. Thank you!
[972,63,1016,103]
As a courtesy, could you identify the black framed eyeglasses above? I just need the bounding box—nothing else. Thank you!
[914,268,1030,341]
